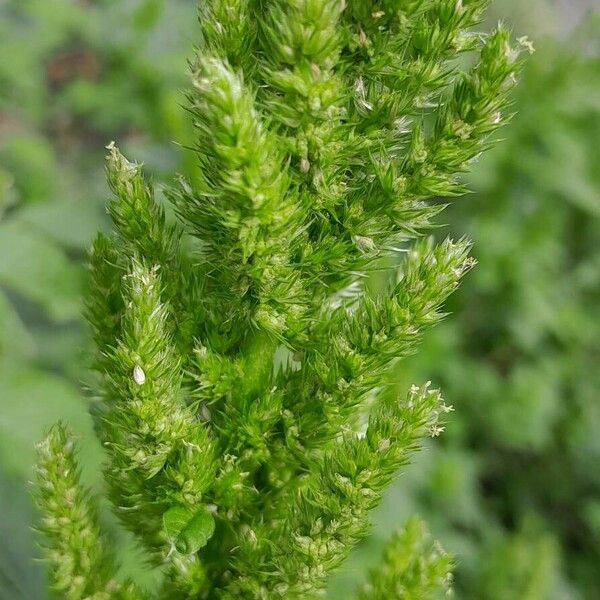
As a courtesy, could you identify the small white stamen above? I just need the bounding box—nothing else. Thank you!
[517,36,535,55]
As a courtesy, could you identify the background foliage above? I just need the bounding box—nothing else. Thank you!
[0,0,598,598]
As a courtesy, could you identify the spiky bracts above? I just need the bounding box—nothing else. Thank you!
[34,424,140,600]
[222,383,452,598]
[35,1,527,597]
[358,517,454,599]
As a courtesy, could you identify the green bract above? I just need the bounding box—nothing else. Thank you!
[34,1,525,598]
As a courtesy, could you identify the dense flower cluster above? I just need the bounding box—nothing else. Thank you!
[34,1,524,597]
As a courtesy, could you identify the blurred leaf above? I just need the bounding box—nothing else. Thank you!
[0,360,98,480]
[133,0,164,32]
[0,471,45,600]
[475,521,565,600]
[0,219,83,322]
[17,196,105,250]
[0,289,35,360]
[0,135,58,205]
[0,167,17,218]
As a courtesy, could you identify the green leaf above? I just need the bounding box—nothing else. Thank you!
[163,505,216,555]
[163,505,193,542]
[178,508,216,554]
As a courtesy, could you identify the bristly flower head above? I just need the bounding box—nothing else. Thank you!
[35,1,526,597]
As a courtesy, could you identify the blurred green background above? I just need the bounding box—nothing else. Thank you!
[0,1,598,598]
